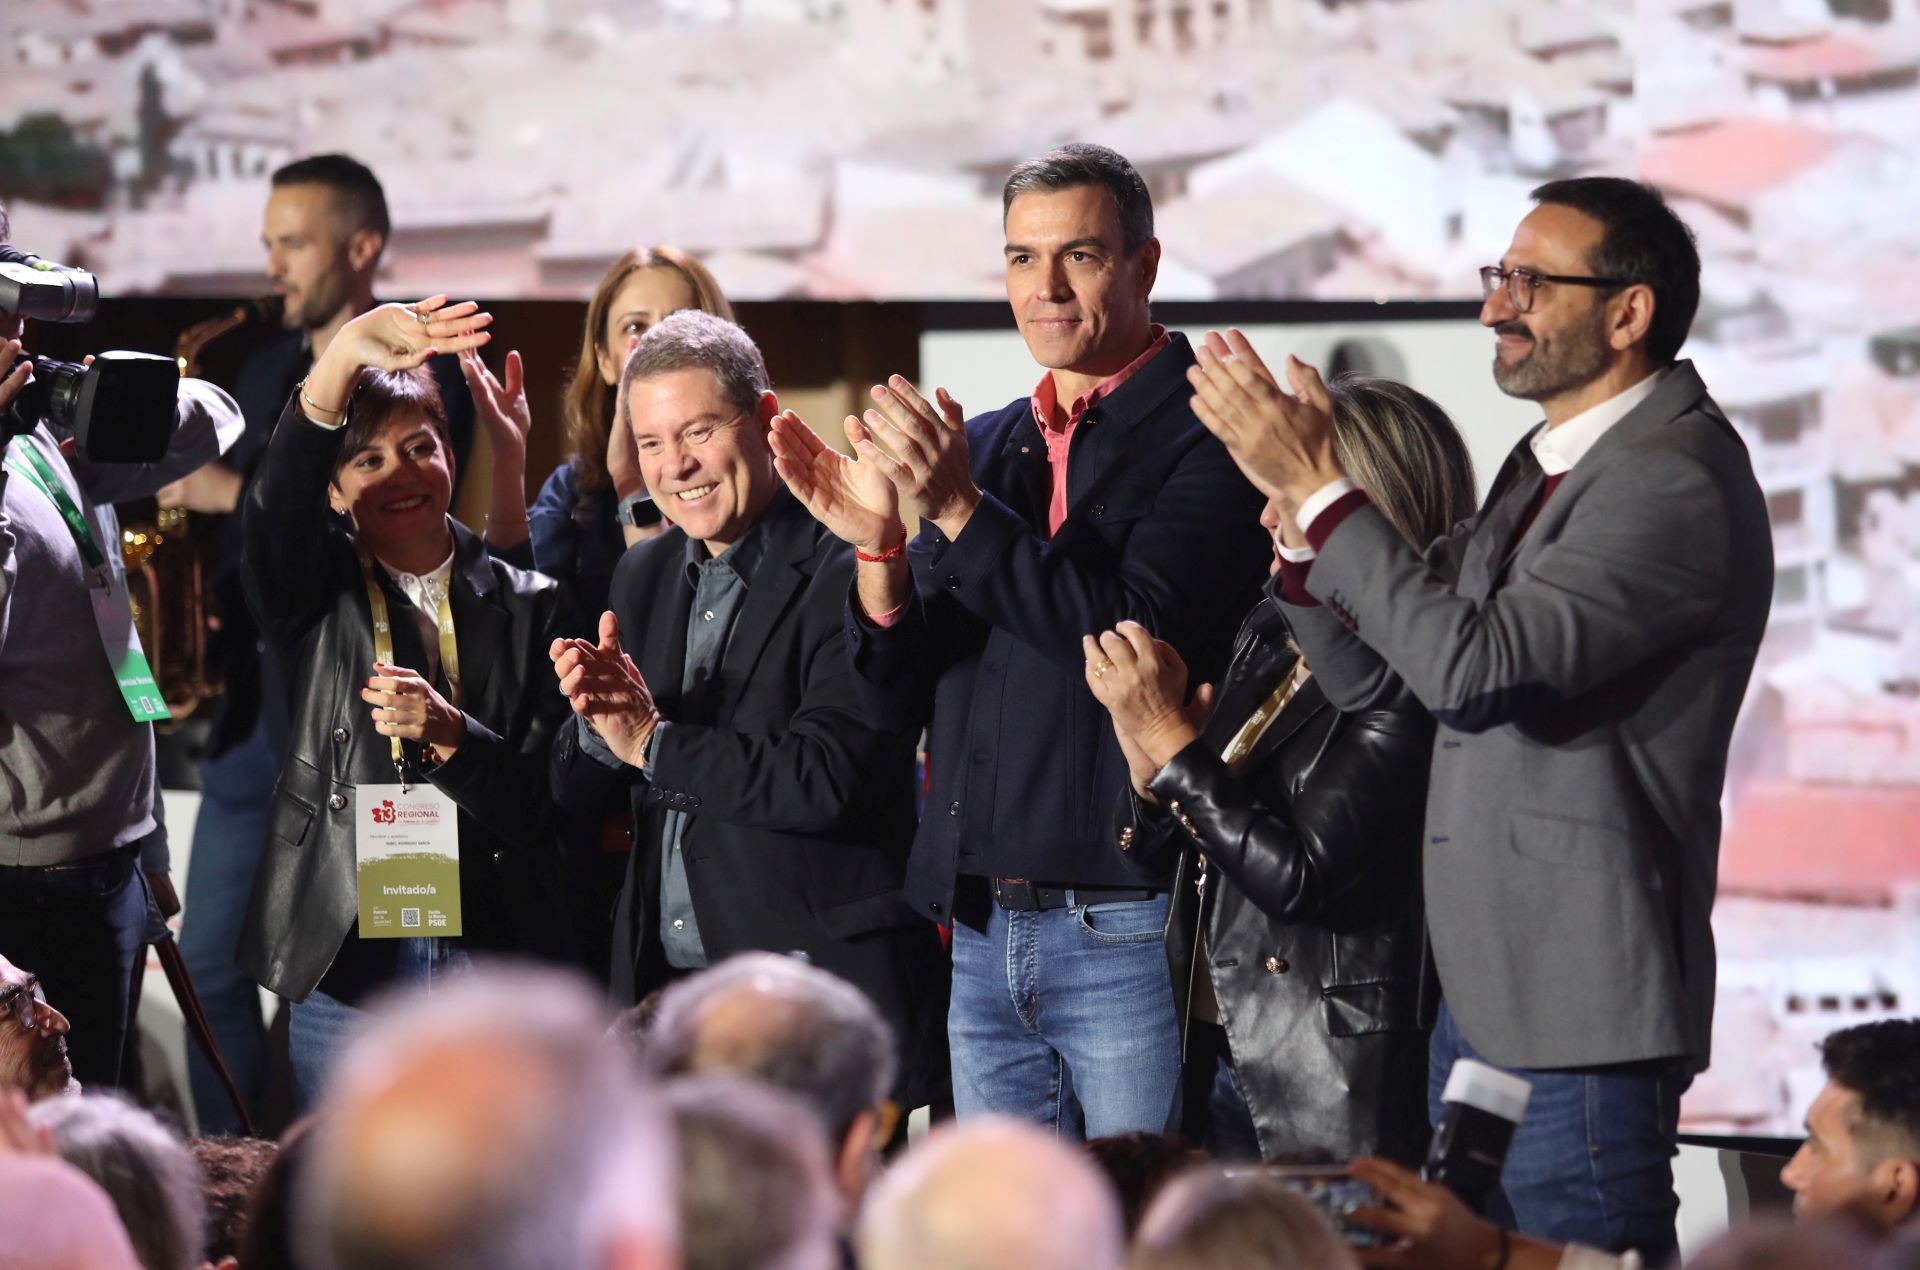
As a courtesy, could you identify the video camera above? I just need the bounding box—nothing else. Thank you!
[1,244,179,462]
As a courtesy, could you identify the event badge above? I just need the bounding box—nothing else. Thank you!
[355,783,463,938]
[89,573,170,723]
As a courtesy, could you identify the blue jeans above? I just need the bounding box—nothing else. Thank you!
[1429,1000,1684,1264]
[289,938,471,1105]
[180,720,278,1133]
[949,892,1181,1140]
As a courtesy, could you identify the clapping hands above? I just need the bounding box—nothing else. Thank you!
[1187,330,1345,505]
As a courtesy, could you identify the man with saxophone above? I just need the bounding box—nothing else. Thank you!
[166,154,475,1131]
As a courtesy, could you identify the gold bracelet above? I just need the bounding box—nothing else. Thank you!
[298,378,346,420]
[484,513,531,526]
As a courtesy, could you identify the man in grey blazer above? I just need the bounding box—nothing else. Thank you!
[1185,178,1772,1262]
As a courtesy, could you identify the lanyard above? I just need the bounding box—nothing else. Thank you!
[4,439,104,569]
[1219,660,1312,774]
[357,549,463,786]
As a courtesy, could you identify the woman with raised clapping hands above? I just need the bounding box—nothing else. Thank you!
[236,296,585,1099]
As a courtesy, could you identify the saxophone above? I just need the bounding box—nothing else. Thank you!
[122,296,281,724]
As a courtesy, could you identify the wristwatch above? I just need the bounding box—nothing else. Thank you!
[617,490,660,529]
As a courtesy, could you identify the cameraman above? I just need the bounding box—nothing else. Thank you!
[0,203,244,1089]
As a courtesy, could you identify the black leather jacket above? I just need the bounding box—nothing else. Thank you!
[1117,598,1434,1163]
[237,397,582,1002]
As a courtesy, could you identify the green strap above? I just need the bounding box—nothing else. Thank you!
[4,438,104,568]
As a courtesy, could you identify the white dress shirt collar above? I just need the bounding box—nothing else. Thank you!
[379,545,457,616]
[1530,369,1666,477]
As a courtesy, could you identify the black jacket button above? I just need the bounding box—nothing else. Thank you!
[331,727,349,744]
[327,793,347,811]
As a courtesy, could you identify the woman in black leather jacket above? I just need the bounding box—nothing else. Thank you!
[1084,373,1476,1163]
[238,298,583,1100]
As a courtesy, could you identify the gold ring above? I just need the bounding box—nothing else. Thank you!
[1093,661,1115,677]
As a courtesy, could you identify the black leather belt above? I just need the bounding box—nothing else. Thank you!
[992,877,1161,912]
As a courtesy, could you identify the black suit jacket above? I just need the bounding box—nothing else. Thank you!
[551,490,949,1105]
[845,333,1271,919]
[238,395,578,1003]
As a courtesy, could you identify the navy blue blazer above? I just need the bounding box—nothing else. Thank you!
[844,333,1270,922]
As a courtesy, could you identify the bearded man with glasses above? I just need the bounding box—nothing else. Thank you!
[1184,177,1773,1263]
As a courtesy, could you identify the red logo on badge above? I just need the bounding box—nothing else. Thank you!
[372,800,397,825]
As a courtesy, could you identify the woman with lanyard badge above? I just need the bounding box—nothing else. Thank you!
[236,296,583,1099]
[1084,357,1477,1165]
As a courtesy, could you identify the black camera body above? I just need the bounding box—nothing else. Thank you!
[1,243,179,462]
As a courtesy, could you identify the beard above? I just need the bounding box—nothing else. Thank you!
[280,259,354,333]
[1491,306,1610,403]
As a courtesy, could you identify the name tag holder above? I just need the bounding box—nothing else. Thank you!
[352,549,464,938]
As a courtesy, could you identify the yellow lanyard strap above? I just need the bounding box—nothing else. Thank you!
[357,551,462,781]
[1219,661,1311,775]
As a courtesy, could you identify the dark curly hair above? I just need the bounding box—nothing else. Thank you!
[1821,1019,1920,1165]
[1529,176,1701,367]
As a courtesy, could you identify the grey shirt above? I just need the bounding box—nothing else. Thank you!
[577,521,772,968]
[0,381,243,865]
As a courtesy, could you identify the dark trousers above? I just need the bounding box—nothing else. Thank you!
[0,849,149,1089]
[1180,1020,1264,1160]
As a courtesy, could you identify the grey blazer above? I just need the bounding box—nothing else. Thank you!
[1280,362,1771,1072]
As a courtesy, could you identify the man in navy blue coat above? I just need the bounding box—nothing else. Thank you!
[772,144,1269,1138]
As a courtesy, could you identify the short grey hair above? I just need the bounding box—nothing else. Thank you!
[299,963,677,1270]
[666,1075,841,1270]
[1132,1167,1359,1270]
[643,952,896,1145]
[621,309,770,421]
[1002,143,1154,257]
[31,1093,206,1270]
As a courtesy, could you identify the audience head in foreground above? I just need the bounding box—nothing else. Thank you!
[1684,1213,1881,1270]
[645,951,898,1205]
[30,1093,204,1270]
[665,1074,841,1270]
[1084,1133,1207,1240]
[298,964,677,1270]
[858,1115,1125,1270]
[1783,1018,1920,1233]
[0,1150,141,1270]
[190,1136,278,1267]
[0,954,75,1102]
[1130,1166,1359,1270]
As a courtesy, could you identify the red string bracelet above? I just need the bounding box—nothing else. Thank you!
[855,526,908,563]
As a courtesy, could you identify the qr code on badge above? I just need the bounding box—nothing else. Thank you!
[401,908,422,929]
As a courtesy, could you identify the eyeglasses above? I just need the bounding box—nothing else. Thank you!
[0,978,48,1033]
[1479,265,1629,314]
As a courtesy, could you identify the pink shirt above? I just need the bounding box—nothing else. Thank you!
[1029,325,1172,536]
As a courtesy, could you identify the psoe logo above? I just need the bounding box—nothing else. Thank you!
[371,799,397,825]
